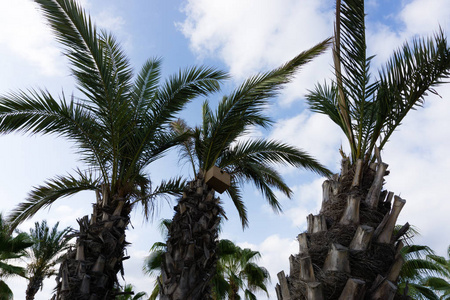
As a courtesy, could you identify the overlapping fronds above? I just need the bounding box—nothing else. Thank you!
[0,0,227,227]
[307,0,450,163]
[171,39,332,227]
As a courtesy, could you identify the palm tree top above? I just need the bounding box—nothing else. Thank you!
[0,0,228,229]
[307,0,450,164]
[172,39,333,227]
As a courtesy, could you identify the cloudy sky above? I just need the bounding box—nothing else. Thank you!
[1,0,450,299]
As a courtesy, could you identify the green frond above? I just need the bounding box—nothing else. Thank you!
[319,1,450,162]
[407,282,440,300]
[221,139,332,177]
[226,183,248,228]
[374,29,450,154]
[306,82,345,130]
[143,250,164,276]
[148,281,160,300]
[171,119,197,175]
[0,90,110,179]
[152,66,228,127]
[136,176,187,220]
[0,280,13,300]
[132,57,162,113]
[202,38,331,170]
[423,277,450,292]
[7,171,99,229]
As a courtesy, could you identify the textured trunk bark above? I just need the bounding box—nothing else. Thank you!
[26,275,43,300]
[276,159,407,300]
[53,185,131,300]
[159,172,223,300]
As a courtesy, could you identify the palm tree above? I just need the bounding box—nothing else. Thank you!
[396,244,447,300]
[0,0,227,298]
[211,239,270,300]
[115,284,147,300]
[276,0,450,299]
[416,245,450,300]
[0,213,33,300]
[159,41,333,299]
[144,220,270,300]
[25,220,72,300]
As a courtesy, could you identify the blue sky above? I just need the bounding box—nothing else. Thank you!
[1,0,450,299]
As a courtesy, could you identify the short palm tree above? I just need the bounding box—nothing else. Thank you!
[0,213,33,300]
[25,221,72,300]
[211,239,270,300]
[0,0,227,298]
[276,0,450,299]
[159,41,333,299]
[115,284,147,300]
[425,246,450,299]
[397,244,447,300]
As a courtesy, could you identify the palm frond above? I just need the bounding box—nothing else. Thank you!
[143,250,164,276]
[171,119,197,175]
[202,38,331,170]
[0,90,110,180]
[33,0,128,105]
[136,176,187,220]
[7,171,99,229]
[221,139,332,177]
[226,183,248,228]
[374,30,450,154]
[132,57,162,114]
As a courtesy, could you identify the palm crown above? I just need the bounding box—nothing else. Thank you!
[171,41,333,226]
[0,0,228,228]
[307,0,450,163]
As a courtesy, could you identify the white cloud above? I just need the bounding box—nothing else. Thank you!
[285,178,325,227]
[400,0,450,35]
[179,0,333,79]
[0,0,64,77]
[270,111,345,169]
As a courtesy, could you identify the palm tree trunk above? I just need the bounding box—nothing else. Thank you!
[54,185,131,300]
[159,172,223,299]
[276,159,408,300]
[25,275,43,300]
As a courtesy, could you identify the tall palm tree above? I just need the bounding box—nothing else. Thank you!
[211,239,270,300]
[159,41,333,299]
[0,213,33,300]
[25,221,72,300]
[0,0,227,298]
[276,0,450,299]
[144,220,270,300]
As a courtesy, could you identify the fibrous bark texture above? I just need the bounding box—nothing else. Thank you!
[53,185,131,300]
[159,172,223,299]
[26,275,43,300]
[276,159,407,299]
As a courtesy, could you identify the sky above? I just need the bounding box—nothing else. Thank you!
[0,0,450,299]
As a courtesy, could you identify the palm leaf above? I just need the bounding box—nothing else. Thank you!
[202,38,331,169]
[374,30,450,154]
[7,171,99,229]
